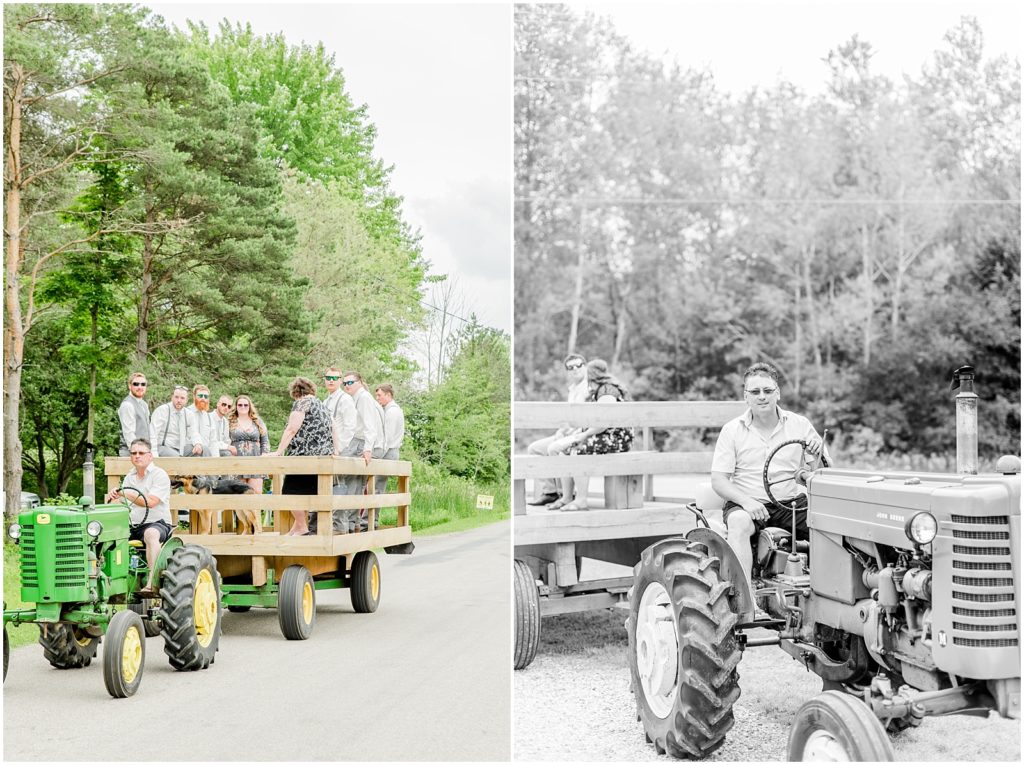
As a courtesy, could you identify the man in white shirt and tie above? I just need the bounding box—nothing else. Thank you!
[340,371,386,530]
[317,366,360,533]
[373,383,404,495]
[150,385,203,457]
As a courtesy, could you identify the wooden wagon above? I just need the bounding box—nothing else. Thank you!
[105,454,413,639]
[512,400,743,668]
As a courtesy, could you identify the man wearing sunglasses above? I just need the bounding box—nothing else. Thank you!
[150,385,204,457]
[526,353,589,506]
[187,384,234,456]
[318,366,358,533]
[711,361,829,598]
[117,372,152,457]
[104,439,171,597]
[338,371,387,530]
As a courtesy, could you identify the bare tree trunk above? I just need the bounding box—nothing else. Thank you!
[4,65,26,520]
[566,206,585,355]
[793,276,802,397]
[136,211,155,363]
[802,243,823,381]
[861,222,872,367]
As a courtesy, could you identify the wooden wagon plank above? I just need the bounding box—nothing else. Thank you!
[513,451,713,480]
[514,400,745,430]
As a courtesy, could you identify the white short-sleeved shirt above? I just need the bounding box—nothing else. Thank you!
[121,463,172,526]
[711,406,826,500]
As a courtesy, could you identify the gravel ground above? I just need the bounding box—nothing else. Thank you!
[514,610,1021,762]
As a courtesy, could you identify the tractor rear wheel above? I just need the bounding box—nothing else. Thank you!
[788,690,894,761]
[128,601,162,637]
[103,609,146,698]
[278,565,316,640]
[350,551,381,613]
[514,559,541,670]
[158,544,222,670]
[38,623,100,669]
[626,537,742,758]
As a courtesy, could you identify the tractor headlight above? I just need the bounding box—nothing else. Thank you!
[905,512,937,545]
[7,523,21,541]
[86,520,103,538]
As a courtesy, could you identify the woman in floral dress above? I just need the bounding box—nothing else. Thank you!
[229,394,270,494]
[271,377,338,535]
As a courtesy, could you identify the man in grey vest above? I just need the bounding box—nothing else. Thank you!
[118,372,152,457]
[151,385,203,457]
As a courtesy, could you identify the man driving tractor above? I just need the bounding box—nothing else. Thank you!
[711,362,829,598]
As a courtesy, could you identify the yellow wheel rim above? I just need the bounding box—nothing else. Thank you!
[302,581,314,625]
[73,628,93,649]
[370,564,380,601]
[193,568,218,648]
[121,625,142,684]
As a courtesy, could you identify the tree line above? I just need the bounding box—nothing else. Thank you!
[514,5,1020,463]
[4,4,508,513]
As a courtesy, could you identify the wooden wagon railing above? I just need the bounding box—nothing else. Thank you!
[105,455,413,584]
[513,400,745,515]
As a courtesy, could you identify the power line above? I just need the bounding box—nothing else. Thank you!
[515,196,1019,206]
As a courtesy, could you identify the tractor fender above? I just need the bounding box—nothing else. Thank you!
[153,536,185,583]
[686,527,756,623]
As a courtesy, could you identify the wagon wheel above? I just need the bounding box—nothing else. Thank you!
[278,565,316,640]
[513,559,541,670]
[103,610,146,698]
[350,551,381,613]
[3,625,9,682]
[626,537,742,758]
[788,691,894,761]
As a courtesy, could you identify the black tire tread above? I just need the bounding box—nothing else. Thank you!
[514,559,541,670]
[38,623,100,669]
[627,538,743,759]
[157,544,222,670]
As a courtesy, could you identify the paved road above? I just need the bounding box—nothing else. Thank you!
[4,521,511,762]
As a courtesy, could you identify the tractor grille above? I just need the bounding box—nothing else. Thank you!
[949,513,1019,649]
[18,520,88,590]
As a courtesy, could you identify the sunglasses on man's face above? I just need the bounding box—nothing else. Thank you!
[325,375,340,381]
[565,361,584,371]
[745,387,777,397]
[196,393,209,399]
[218,402,231,408]
[342,380,357,387]
[129,450,150,456]
[131,381,147,387]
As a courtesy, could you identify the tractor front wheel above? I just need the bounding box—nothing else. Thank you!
[514,559,541,670]
[278,565,316,640]
[350,551,381,613]
[38,623,100,669]
[158,544,222,670]
[103,610,146,698]
[788,691,895,761]
[626,537,742,758]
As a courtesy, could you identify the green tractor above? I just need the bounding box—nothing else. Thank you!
[4,491,222,697]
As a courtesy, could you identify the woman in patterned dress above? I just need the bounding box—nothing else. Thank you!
[229,394,271,494]
[551,359,633,511]
[271,377,338,535]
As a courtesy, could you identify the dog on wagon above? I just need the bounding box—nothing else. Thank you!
[173,475,261,535]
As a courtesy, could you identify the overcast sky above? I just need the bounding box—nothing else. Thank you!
[149,3,512,333]
[587,0,1020,93]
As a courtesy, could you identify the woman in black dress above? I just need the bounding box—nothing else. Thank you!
[271,377,337,535]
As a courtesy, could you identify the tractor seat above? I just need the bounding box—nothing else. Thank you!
[128,540,144,548]
[695,482,727,536]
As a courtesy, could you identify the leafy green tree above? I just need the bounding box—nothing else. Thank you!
[184,20,413,249]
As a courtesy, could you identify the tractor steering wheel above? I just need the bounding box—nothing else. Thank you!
[117,485,151,529]
[762,438,824,511]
